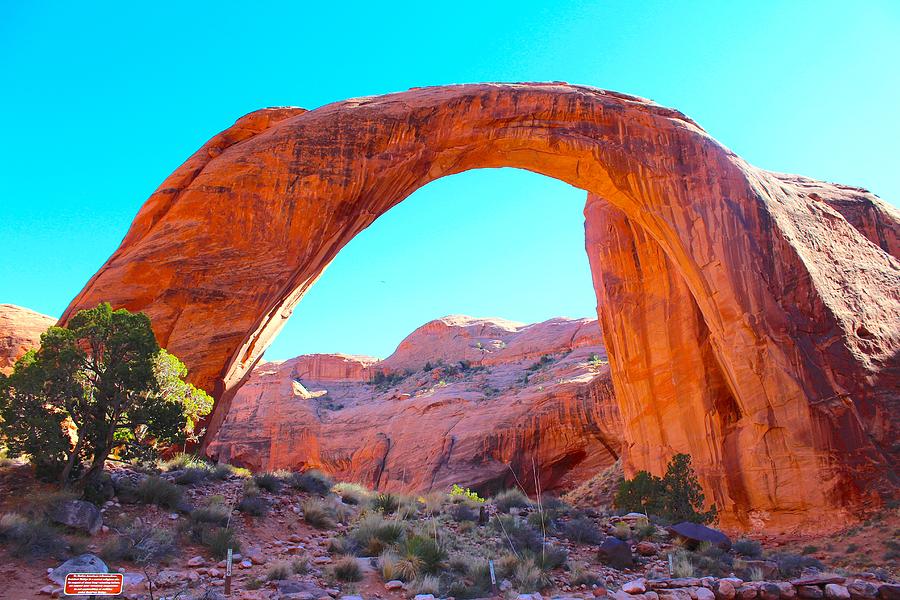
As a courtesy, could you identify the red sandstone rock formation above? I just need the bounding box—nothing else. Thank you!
[208,316,622,494]
[61,83,900,530]
[0,304,55,374]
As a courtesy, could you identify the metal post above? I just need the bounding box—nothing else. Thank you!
[225,547,233,595]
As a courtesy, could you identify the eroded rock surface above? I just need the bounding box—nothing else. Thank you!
[60,83,900,529]
[0,304,55,374]
[208,316,622,494]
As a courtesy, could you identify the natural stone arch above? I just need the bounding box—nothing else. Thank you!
[62,83,899,529]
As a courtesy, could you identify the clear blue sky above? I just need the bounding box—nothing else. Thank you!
[2,1,898,360]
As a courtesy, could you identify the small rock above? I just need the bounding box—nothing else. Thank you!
[624,580,648,595]
[737,587,758,600]
[49,554,108,585]
[716,580,737,600]
[847,583,878,600]
[101,525,110,533]
[696,589,715,600]
[759,584,781,600]
[825,586,851,600]
[414,595,436,600]
[208,567,221,578]
[636,541,658,556]
[777,584,796,599]
[798,588,824,600]
[187,556,206,567]
[877,585,900,600]
[385,580,404,590]
[49,500,103,536]
[666,522,732,550]
[598,536,633,569]
[39,585,55,596]
[169,512,179,520]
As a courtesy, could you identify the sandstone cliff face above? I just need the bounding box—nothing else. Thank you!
[61,83,900,530]
[0,304,55,374]
[207,316,622,494]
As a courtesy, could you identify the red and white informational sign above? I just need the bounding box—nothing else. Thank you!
[64,572,124,596]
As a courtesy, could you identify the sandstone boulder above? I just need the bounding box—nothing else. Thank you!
[48,501,102,536]
[0,304,55,374]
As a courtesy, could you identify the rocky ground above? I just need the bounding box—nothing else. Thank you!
[0,458,897,600]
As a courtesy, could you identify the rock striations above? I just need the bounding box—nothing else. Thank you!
[59,83,900,530]
[0,304,55,374]
[207,315,622,494]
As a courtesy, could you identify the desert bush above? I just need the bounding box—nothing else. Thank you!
[420,491,446,516]
[101,520,178,564]
[449,502,478,522]
[371,492,400,514]
[328,536,354,555]
[160,453,205,472]
[332,482,371,505]
[494,515,543,554]
[635,521,657,541]
[672,550,695,577]
[533,544,568,570]
[265,561,292,581]
[289,469,333,495]
[237,495,269,517]
[733,537,763,558]
[245,577,263,590]
[514,557,546,592]
[292,557,310,574]
[191,504,230,528]
[396,534,447,575]
[615,453,716,524]
[253,472,282,493]
[198,525,240,559]
[302,498,335,529]
[411,574,441,595]
[494,488,530,513]
[136,476,184,509]
[350,513,405,556]
[330,555,362,582]
[449,484,484,504]
[175,467,209,485]
[0,512,67,558]
[242,478,260,496]
[768,552,824,577]
[562,516,603,545]
[379,551,402,580]
[571,564,602,586]
[612,521,631,540]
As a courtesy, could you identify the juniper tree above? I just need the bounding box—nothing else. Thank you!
[0,302,212,487]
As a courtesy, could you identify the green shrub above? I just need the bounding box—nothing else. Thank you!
[176,467,212,485]
[328,536,354,555]
[533,544,568,570]
[733,537,762,558]
[237,495,269,517]
[350,513,405,556]
[190,504,230,527]
[245,577,263,590]
[330,555,362,582]
[265,561,292,581]
[768,552,824,577]
[208,464,233,480]
[289,469,333,495]
[449,502,478,522]
[514,557,546,592]
[302,498,334,529]
[562,516,603,545]
[396,534,447,575]
[493,515,542,554]
[198,525,240,559]
[371,492,400,514]
[332,482,371,505]
[571,564,601,586]
[411,574,441,595]
[253,472,282,493]
[801,545,819,554]
[292,557,310,574]
[100,521,178,564]
[494,488,530,513]
[0,513,67,558]
[160,453,205,472]
[449,484,484,503]
[136,476,184,509]
[615,453,716,524]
